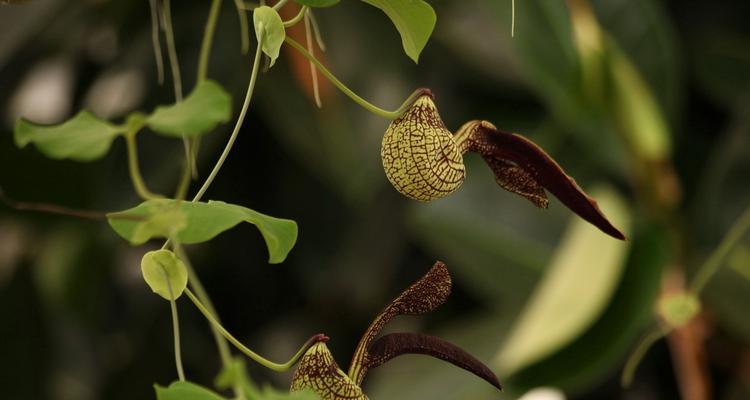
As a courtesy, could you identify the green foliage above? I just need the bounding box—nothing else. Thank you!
[253,6,285,67]
[216,358,318,400]
[496,188,631,375]
[14,80,231,163]
[507,225,669,392]
[293,0,339,7]
[146,80,232,137]
[141,249,189,300]
[107,199,298,264]
[155,381,226,400]
[14,111,124,161]
[361,0,436,63]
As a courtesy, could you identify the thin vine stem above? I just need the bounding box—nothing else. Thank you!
[272,0,288,10]
[125,131,162,200]
[689,204,750,294]
[148,0,165,84]
[307,10,326,51]
[283,36,425,120]
[282,5,307,27]
[198,0,223,82]
[162,265,186,382]
[160,0,197,189]
[234,0,250,54]
[304,10,322,108]
[172,245,244,400]
[184,288,324,371]
[192,31,264,202]
[621,325,669,387]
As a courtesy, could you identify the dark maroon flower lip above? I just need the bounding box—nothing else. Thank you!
[472,124,626,240]
[346,261,502,391]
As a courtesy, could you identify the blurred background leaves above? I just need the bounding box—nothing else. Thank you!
[1,0,750,399]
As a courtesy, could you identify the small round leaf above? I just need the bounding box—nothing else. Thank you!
[141,249,188,300]
[253,6,285,67]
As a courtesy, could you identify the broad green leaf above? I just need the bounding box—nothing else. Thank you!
[141,249,188,300]
[507,225,668,392]
[155,381,226,400]
[294,0,339,7]
[606,42,671,162]
[658,292,700,329]
[362,0,436,63]
[108,199,298,264]
[146,80,232,137]
[14,111,124,161]
[253,6,285,67]
[495,187,631,375]
[129,205,186,245]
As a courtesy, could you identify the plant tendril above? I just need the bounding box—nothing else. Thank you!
[192,31,265,202]
[304,10,322,108]
[148,0,165,84]
[284,37,425,120]
[621,325,669,387]
[184,288,325,371]
[283,5,307,27]
[161,262,186,382]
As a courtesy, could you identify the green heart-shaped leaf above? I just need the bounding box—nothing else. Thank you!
[108,199,298,264]
[147,80,232,137]
[253,6,285,67]
[14,111,125,161]
[141,249,188,300]
[361,0,436,63]
[155,381,226,400]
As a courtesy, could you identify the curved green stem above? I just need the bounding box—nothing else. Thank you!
[621,325,669,387]
[283,36,425,120]
[234,0,250,54]
[125,131,162,200]
[689,204,750,294]
[162,265,186,382]
[307,10,326,51]
[160,0,196,189]
[198,0,223,82]
[303,11,321,108]
[185,288,322,371]
[172,245,244,400]
[193,32,265,202]
[272,0,288,10]
[148,0,165,84]
[282,5,307,27]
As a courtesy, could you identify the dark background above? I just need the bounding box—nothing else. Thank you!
[1,0,749,399]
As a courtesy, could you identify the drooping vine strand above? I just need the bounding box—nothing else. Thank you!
[160,0,197,193]
[161,264,186,382]
[172,244,242,399]
[283,37,427,120]
[184,288,327,371]
[192,31,265,202]
[197,0,222,82]
[234,0,251,54]
[282,5,307,27]
[125,130,163,200]
[148,0,165,84]
[303,10,322,108]
[621,325,669,386]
